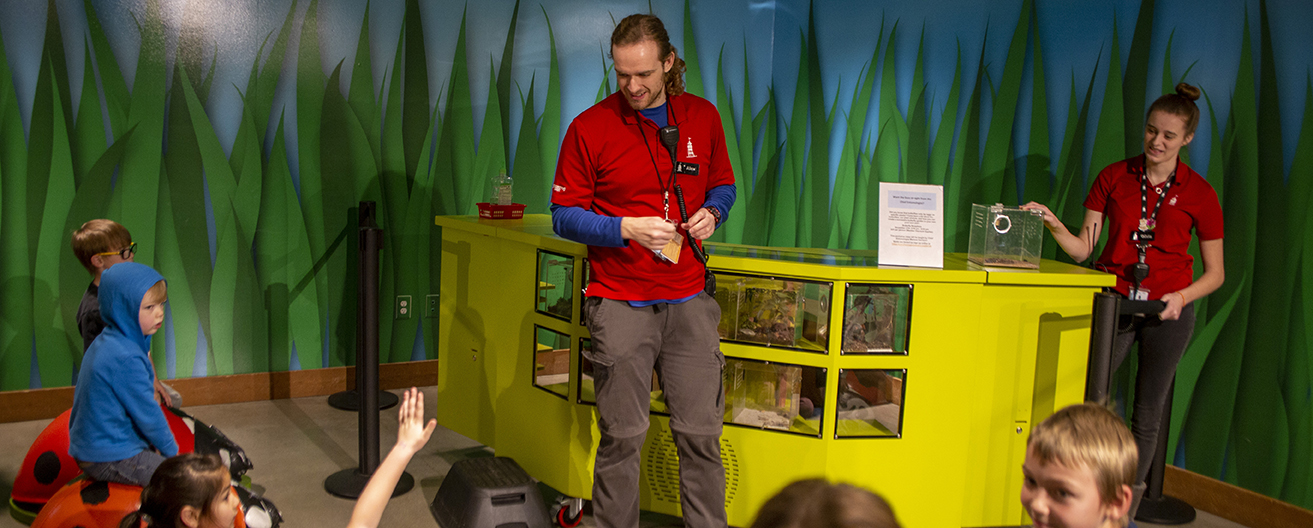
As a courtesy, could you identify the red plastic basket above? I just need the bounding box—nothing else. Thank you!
[477,202,526,219]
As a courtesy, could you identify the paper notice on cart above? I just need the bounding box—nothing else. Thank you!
[878,182,944,268]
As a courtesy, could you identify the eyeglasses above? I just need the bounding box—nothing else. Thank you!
[95,242,137,260]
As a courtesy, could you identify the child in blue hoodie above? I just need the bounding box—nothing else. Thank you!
[69,262,178,486]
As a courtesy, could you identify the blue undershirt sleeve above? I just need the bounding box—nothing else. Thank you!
[703,184,737,227]
[550,204,627,247]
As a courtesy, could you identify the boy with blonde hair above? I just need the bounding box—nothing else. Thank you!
[70,263,177,485]
[71,219,178,405]
[1021,403,1137,528]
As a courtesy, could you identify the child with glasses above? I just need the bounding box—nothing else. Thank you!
[72,220,180,406]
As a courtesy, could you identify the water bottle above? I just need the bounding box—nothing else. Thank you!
[493,171,513,205]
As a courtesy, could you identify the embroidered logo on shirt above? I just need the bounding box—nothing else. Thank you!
[686,138,697,159]
[553,184,567,193]
[1169,196,1177,206]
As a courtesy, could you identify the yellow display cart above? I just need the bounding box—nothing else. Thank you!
[434,214,1114,528]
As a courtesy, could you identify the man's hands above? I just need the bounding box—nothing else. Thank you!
[682,208,717,240]
[621,217,677,251]
[622,208,719,252]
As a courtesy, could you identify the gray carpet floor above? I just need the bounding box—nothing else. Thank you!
[0,387,1246,528]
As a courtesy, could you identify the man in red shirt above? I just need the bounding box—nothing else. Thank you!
[550,13,736,528]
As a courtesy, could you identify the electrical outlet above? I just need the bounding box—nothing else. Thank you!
[396,295,412,319]
[426,294,440,318]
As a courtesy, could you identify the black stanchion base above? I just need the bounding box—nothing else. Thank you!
[325,468,414,499]
[327,390,399,411]
[1136,494,1196,525]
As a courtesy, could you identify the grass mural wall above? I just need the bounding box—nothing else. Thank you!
[1,0,1312,509]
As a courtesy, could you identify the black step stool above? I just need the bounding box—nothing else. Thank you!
[431,457,550,528]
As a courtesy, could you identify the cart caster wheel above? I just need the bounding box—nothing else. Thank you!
[556,506,583,528]
[551,497,585,528]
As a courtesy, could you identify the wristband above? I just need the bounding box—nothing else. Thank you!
[706,206,722,225]
[1174,291,1187,305]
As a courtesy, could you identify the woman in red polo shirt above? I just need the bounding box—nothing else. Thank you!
[1022,83,1225,499]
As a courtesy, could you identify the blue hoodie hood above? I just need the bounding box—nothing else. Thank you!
[98,262,165,352]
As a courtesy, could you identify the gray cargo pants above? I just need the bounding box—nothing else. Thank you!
[583,293,727,528]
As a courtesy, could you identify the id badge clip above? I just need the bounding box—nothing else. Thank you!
[1131,287,1150,301]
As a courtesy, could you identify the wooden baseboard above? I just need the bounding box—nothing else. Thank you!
[1164,464,1313,528]
[0,360,438,424]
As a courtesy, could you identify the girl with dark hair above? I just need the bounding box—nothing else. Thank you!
[118,453,238,528]
[1022,83,1225,513]
[117,388,434,528]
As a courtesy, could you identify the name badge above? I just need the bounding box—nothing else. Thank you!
[1131,229,1155,242]
[676,162,700,176]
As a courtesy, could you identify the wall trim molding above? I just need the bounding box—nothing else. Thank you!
[0,360,438,424]
[1164,465,1313,528]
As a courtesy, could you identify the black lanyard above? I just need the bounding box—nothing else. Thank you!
[1136,169,1175,251]
[636,103,677,219]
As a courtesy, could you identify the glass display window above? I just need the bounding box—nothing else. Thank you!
[841,284,912,354]
[712,273,832,352]
[723,357,825,437]
[536,250,575,322]
[533,326,571,399]
[834,369,906,438]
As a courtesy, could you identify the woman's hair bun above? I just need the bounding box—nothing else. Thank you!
[1175,82,1201,102]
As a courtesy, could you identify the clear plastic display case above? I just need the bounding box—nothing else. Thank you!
[713,273,831,352]
[842,284,912,354]
[968,203,1045,269]
[835,368,905,437]
[536,250,575,321]
[723,358,824,436]
[533,326,570,398]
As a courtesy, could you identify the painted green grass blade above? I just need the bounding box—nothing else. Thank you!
[0,26,30,390]
[1053,66,1100,265]
[728,40,753,244]
[253,0,298,147]
[1022,11,1050,207]
[1184,15,1260,482]
[496,0,521,158]
[537,9,560,186]
[1279,77,1313,505]
[32,59,79,387]
[120,0,168,267]
[929,42,962,189]
[1233,0,1290,495]
[230,94,264,234]
[348,2,380,172]
[948,36,987,252]
[906,85,929,186]
[473,62,508,213]
[878,19,908,179]
[595,54,612,104]
[163,67,215,361]
[979,0,1030,205]
[742,93,778,246]
[832,55,876,247]
[865,120,900,249]
[682,0,703,97]
[1123,0,1155,158]
[402,0,430,186]
[770,31,808,248]
[709,48,742,243]
[256,117,323,371]
[40,0,73,139]
[803,4,831,247]
[154,168,200,377]
[72,42,106,188]
[83,0,129,136]
[1087,17,1125,195]
[211,209,241,374]
[441,13,476,214]
[514,81,547,213]
[1169,272,1246,468]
